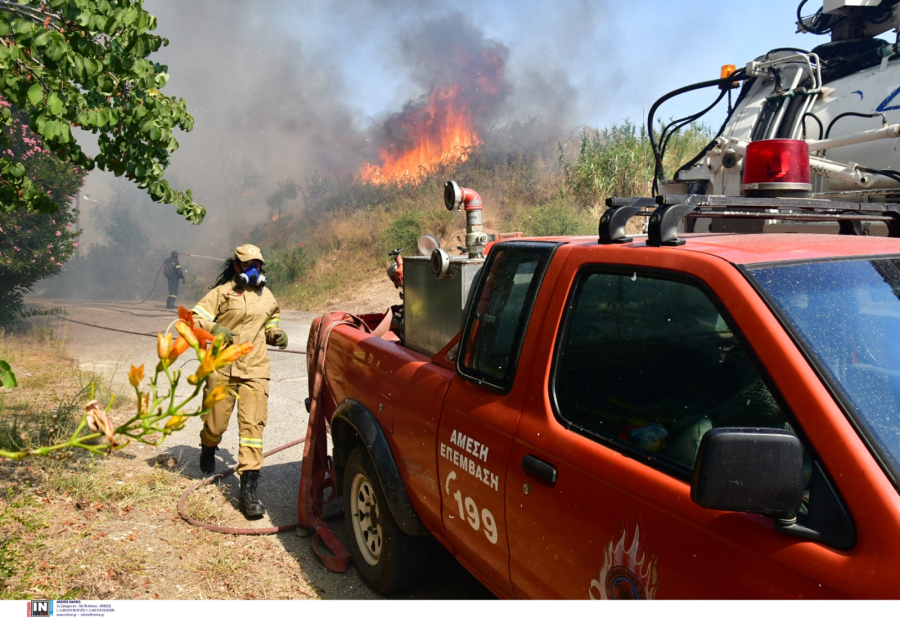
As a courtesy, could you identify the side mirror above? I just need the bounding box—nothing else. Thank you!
[691,427,804,521]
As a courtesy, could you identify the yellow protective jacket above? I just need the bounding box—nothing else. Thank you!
[192,281,281,379]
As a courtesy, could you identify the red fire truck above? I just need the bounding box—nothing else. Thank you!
[299,0,900,598]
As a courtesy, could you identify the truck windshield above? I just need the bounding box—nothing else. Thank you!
[749,257,900,486]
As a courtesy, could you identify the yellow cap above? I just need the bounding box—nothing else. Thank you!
[721,64,737,79]
[234,244,265,264]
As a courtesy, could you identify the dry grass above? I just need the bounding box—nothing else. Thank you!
[0,329,320,600]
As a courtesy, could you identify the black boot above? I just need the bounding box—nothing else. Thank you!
[239,469,266,520]
[199,444,217,474]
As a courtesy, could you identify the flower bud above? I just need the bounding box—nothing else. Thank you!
[175,321,198,348]
[156,332,172,360]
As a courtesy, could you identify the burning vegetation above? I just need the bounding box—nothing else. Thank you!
[360,32,509,186]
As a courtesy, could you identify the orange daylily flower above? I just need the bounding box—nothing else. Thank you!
[194,326,215,349]
[213,342,254,370]
[203,383,231,410]
[178,306,194,327]
[188,342,253,385]
[169,336,190,360]
[128,364,144,388]
[193,354,216,382]
[177,308,214,350]
[164,415,187,432]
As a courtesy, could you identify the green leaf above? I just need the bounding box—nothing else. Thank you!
[14,19,33,35]
[8,162,25,178]
[33,30,51,47]
[0,361,18,389]
[42,119,60,139]
[46,42,66,62]
[26,83,43,105]
[0,21,9,37]
[48,93,63,115]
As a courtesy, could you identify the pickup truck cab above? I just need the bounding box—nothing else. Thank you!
[309,220,900,599]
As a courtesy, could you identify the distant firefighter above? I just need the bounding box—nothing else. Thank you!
[163,251,185,309]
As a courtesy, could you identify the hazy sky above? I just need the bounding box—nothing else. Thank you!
[77,0,835,248]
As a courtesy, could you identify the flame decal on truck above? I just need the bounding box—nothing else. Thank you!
[589,526,659,600]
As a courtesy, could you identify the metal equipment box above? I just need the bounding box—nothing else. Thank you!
[403,256,484,356]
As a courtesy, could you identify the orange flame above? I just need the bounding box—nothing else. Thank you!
[361,85,480,186]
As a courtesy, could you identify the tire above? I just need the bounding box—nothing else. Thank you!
[343,446,428,595]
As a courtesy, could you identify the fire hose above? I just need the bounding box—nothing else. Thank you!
[55,316,306,355]
[177,438,309,535]
[297,310,394,572]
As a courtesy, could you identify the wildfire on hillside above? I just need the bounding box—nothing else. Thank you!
[360,44,508,186]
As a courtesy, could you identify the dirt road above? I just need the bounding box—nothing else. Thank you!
[36,299,491,600]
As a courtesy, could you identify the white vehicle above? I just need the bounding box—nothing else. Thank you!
[645,0,900,227]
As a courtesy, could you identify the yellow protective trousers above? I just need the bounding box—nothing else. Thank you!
[199,371,269,473]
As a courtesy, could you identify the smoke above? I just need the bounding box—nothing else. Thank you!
[40,0,625,301]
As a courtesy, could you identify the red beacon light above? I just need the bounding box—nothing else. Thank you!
[742,139,812,197]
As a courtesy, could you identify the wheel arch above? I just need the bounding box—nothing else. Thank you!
[331,398,429,536]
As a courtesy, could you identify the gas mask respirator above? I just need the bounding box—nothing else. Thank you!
[235,265,267,287]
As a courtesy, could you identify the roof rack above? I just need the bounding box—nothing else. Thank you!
[598,194,900,247]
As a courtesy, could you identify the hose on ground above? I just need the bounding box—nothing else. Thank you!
[177,438,308,535]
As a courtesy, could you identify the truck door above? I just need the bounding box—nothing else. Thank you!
[506,262,851,599]
[438,241,558,598]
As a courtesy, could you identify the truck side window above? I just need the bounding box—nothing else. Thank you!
[552,270,793,473]
[458,242,557,392]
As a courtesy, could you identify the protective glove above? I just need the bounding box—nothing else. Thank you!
[273,329,288,349]
[211,323,235,346]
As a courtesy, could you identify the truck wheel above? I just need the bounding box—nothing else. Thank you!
[343,447,427,594]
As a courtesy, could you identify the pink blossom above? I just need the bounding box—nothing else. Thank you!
[47,243,53,249]
[56,231,61,236]
[72,241,79,248]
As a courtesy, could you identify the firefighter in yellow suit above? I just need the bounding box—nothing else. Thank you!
[191,244,288,519]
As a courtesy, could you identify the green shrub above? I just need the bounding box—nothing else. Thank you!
[514,198,595,237]
[559,120,713,207]
[265,245,316,297]
[0,106,84,325]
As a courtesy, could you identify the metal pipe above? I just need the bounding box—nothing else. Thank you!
[806,123,900,152]
[809,156,873,187]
